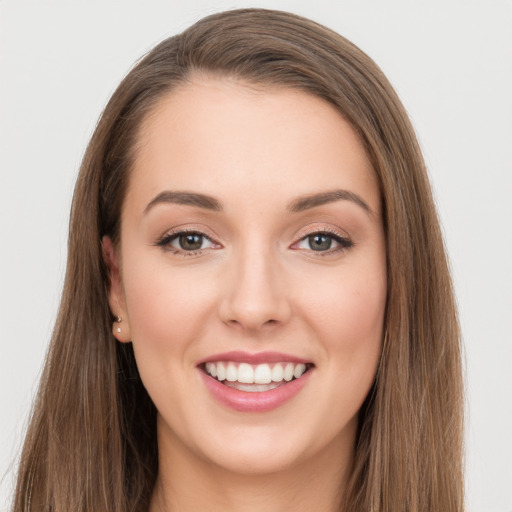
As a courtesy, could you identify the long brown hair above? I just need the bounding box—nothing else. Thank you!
[13,8,464,511]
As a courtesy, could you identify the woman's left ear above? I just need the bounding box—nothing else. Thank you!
[102,236,131,343]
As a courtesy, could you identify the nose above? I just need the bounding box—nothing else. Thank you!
[219,245,292,332]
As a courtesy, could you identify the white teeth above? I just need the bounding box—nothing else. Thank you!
[205,361,309,386]
[254,364,272,384]
[205,362,217,378]
[216,363,226,381]
[284,363,294,381]
[293,363,306,379]
[238,363,254,383]
[226,362,237,382]
[271,364,284,382]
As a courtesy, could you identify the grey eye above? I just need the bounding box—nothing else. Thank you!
[293,231,354,254]
[157,230,219,254]
[307,234,332,251]
[161,231,216,252]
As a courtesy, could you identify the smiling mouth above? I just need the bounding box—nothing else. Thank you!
[202,361,312,392]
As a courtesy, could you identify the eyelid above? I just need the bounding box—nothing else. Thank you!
[155,226,222,254]
[154,224,353,256]
[290,226,354,253]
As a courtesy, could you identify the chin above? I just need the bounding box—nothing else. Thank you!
[182,413,353,478]
[203,439,310,476]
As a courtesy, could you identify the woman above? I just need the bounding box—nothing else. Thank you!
[12,8,464,512]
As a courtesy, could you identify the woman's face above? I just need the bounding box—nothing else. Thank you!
[107,78,387,476]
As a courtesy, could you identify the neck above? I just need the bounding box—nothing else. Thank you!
[150,418,355,512]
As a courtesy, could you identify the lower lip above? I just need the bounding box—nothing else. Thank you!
[200,369,312,413]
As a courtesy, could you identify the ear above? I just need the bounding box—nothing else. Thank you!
[102,236,131,343]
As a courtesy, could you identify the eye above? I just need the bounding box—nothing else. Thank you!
[156,230,219,253]
[293,231,354,253]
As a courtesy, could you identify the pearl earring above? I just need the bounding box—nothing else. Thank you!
[115,315,122,333]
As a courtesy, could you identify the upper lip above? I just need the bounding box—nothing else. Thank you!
[198,351,312,366]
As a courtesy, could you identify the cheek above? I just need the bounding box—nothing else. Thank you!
[121,254,220,357]
[303,265,386,349]
[339,280,386,346]
[299,260,386,414]
[120,257,223,420]
[316,268,386,391]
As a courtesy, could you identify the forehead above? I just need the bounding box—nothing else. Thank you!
[126,78,380,215]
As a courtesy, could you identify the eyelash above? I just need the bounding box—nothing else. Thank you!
[155,228,219,256]
[155,228,354,256]
[292,229,354,255]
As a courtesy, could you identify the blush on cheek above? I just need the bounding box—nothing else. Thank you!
[123,263,220,358]
[318,277,385,333]
[345,294,385,342]
[319,286,385,377]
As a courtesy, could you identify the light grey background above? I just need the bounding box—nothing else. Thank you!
[1,1,511,511]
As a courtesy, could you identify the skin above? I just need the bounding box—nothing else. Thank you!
[104,78,387,512]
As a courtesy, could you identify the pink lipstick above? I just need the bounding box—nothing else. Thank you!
[198,351,313,413]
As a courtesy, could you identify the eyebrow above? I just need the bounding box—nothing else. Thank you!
[144,191,223,214]
[287,189,373,215]
[144,188,373,216]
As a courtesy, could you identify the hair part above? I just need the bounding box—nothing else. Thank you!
[13,8,464,512]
